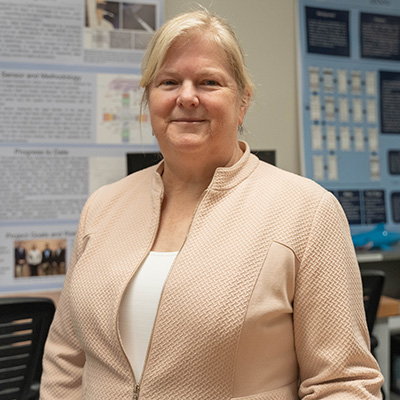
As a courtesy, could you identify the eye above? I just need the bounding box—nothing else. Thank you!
[202,80,219,86]
[162,80,177,86]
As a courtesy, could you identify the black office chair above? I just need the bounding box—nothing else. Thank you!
[361,269,385,341]
[360,269,385,399]
[0,297,55,400]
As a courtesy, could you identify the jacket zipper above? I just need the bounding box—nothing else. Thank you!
[116,189,165,400]
[137,189,209,395]
[119,188,209,399]
[133,384,140,400]
[133,189,208,400]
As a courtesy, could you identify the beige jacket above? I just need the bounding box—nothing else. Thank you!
[40,142,383,399]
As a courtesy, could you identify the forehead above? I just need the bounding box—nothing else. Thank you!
[160,34,232,73]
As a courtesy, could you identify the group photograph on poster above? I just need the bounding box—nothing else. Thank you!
[14,239,66,278]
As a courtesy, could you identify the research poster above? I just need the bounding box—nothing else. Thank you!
[0,0,164,293]
[297,0,400,238]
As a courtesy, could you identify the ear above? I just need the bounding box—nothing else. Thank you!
[238,87,251,125]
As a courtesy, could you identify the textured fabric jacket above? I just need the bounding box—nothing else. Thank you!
[40,142,383,399]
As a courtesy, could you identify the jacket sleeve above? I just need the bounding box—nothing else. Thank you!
[294,191,384,399]
[39,192,96,400]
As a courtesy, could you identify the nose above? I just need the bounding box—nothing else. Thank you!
[177,81,199,108]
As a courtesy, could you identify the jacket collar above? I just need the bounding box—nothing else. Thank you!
[152,141,259,193]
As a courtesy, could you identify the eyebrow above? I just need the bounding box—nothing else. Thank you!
[157,67,228,78]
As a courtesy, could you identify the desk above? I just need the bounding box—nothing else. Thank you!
[375,296,400,399]
[357,246,400,263]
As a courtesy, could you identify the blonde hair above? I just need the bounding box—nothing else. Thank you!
[140,9,254,108]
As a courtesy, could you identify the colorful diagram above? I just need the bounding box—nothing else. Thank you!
[97,73,153,144]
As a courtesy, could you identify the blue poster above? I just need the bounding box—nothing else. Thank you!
[297,0,400,242]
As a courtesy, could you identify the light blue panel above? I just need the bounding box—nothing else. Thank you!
[298,0,400,235]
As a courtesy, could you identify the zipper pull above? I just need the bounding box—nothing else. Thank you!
[133,384,140,400]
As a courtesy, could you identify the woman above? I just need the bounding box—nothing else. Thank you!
[27,244,42,276]
[40,9,383,399]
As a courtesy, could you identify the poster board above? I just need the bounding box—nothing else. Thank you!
[0,0,164,293]
[297,0,400,241]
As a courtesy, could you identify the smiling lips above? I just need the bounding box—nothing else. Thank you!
[172,119,205,124]
[172,118,206,123]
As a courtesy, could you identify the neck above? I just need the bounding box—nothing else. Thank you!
[161,164,212,202]
[161,142,243,199]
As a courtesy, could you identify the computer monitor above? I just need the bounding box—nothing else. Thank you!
[126,152,162,175]
[251,150,276,166]
[126,149,275,175]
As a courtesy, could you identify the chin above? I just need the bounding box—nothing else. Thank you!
[171,132,210,151]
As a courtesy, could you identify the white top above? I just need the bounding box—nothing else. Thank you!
[119,251,178,382]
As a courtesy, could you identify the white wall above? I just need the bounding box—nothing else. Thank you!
[164,0,300,174]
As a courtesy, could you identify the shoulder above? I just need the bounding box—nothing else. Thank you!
[90,165,156,204]
[80,165,159,230]
[248,159,346,252]
[252,159,331,206]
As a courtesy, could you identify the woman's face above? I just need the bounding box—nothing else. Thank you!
[148,34,249,165]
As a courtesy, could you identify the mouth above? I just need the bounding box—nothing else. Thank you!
[172,118,206,123]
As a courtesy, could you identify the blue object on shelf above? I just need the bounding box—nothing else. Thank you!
[352,224,400,251]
